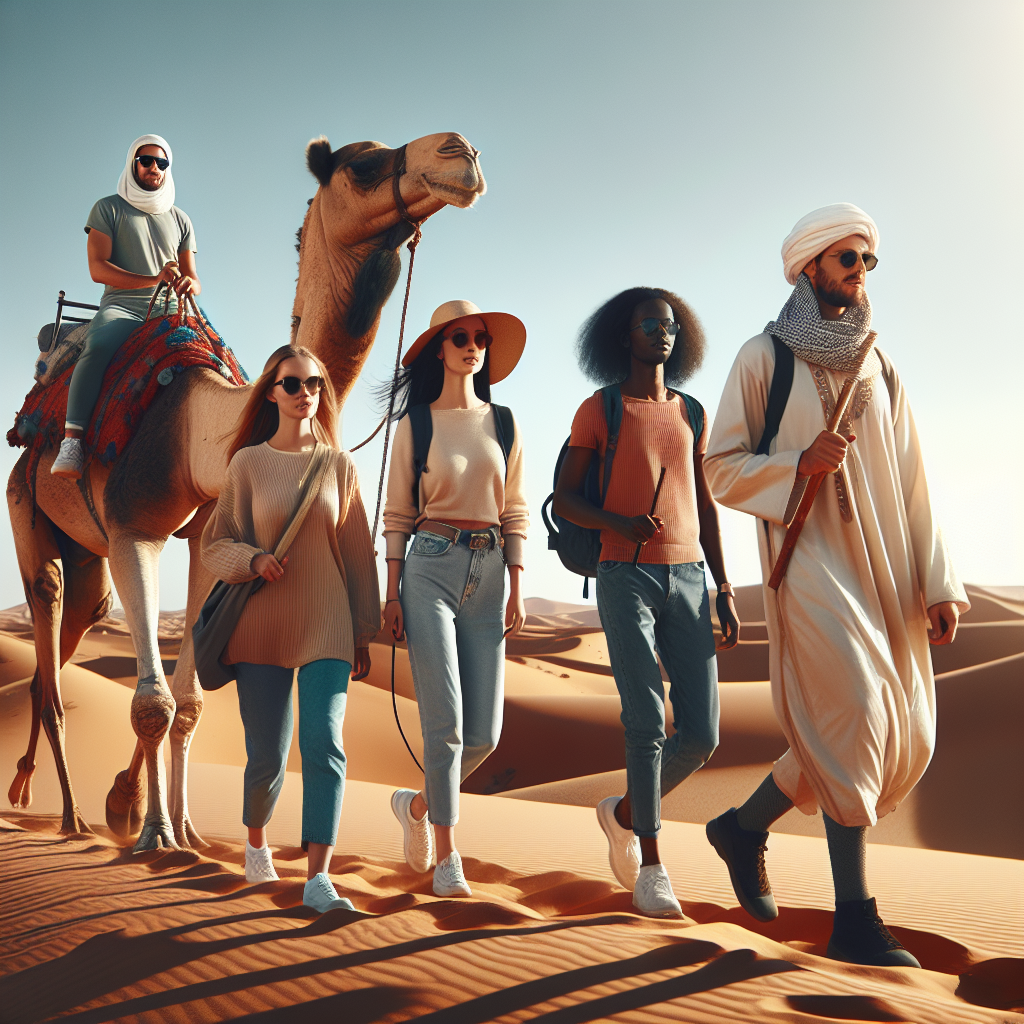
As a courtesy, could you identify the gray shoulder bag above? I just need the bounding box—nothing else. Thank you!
[193,443,335,691]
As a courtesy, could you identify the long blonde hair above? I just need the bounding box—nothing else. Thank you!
[228,345,339,459]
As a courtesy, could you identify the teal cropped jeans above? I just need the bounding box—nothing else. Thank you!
[235,659,350,847]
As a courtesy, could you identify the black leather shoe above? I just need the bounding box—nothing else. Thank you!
[827,897,921,967]
[706,807,778,922]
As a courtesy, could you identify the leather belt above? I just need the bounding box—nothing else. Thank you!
[418,521,500,550]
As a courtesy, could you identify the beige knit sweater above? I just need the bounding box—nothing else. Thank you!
[382,405,529,565]
[201,443,381,668]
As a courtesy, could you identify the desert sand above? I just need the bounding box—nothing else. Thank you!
[1,583,1021,1021]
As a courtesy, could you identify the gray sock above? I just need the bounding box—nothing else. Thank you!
[735,773,793,833]
[823,812,870,902]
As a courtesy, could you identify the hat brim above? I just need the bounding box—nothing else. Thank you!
[402,312,526,384]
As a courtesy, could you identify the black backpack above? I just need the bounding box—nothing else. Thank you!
[541,384,705,598]
[406,403,515,506]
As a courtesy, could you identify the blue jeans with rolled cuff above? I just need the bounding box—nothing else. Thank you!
[596,560,719,838]
[235,658,350,847]
[400,527,507,827]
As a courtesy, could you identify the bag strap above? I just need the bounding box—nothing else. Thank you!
[599,384,623,503]
[271,444,335,560]
[667,388,705,446]
[408,404,433,508]
[491,404,515,477]
[757,335,794,456]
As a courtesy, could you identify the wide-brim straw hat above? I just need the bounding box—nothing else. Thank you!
[402,300,526,384]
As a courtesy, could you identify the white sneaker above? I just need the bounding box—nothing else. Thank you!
[50,437,85,479]
[433,851,472,897]
[632,864,683,919]
[245,841,279,883]
[303,872,355,913]
[391,788,434,872]
[596,796,641,889]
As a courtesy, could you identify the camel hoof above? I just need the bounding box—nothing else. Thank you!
[60,807,95,837]
[175,816,210,851]
[132,819,180,854]
[8,756,34,808]
[105,770,146,839]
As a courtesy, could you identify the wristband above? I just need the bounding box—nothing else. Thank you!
[385,599,401,605]
[716,583,735,596]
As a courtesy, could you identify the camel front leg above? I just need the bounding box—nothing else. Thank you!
[108,530,178,852]
[167,535,215,850]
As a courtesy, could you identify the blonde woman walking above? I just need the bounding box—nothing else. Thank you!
[202,345,380,912]
[383,300,528,898]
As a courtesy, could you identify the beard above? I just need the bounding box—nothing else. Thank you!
[813,265,866,309]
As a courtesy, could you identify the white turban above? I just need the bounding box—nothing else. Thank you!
[117,134,175,216]
[781,203,879,285]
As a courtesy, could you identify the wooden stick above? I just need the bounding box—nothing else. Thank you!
[768,332,877,590]
[633,466,667,567]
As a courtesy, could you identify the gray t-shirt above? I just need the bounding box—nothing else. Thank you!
[85,194,197,314]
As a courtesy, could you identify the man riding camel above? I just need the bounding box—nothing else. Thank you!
[51,133,200,479]
[703,203,968,967]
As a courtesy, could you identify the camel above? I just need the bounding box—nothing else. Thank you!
[7,131,485,852]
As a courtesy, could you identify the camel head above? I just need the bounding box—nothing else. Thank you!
[295,132,486,404]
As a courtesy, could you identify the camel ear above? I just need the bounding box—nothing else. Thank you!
[306,136,335,188]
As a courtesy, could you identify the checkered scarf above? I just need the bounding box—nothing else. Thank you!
[766,273,879,376]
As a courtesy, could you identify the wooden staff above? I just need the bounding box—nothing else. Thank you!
[633,466,667,567]
[768,331,877,590]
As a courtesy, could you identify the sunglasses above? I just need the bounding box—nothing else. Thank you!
[135,155,170,171]
[630,318,681,337]
[446,329,493,349]
[273,375,324,396]
[831,250,878,272]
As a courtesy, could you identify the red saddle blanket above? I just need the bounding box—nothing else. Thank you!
[8,308,249,489]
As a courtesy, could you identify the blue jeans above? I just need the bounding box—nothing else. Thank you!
[596,561,719,837]
[235,659,350,846]
[401,529,507,827]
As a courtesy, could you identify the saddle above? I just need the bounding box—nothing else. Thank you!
[9,300,249,495]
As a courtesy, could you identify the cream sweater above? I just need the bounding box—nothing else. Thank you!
[382,405,529,565]
[201,443,381,668]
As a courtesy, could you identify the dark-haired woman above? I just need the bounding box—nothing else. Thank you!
[382,300,528,898]
[554,288,740,918]
[201,345,380,913]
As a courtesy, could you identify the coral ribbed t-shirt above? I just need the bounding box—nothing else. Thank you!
[568,392,707,565]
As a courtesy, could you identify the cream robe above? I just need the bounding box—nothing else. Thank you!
[705,334,969,827]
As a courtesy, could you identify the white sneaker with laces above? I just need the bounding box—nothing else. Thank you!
[433,851,472,897]
[596,795,641,889]
[245,841,279,883]
[50,437,85,479]
[632,864,683,918]
[303,872,355,913]
[391,788,434,872]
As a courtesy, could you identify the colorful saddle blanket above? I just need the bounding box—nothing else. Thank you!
[8,308,249,489]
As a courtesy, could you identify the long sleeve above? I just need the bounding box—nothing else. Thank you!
[336,460,383,646]
[499,413,529,567]
[704,335,804,525]
[200,455,263,583]
[886,362,970,612]
[382,416,417,560]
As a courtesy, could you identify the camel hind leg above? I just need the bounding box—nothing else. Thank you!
[6,465,91,835]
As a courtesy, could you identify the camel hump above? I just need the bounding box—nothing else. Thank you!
[34,322,88,387]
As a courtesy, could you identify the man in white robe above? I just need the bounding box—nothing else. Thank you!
[703,203,968,968]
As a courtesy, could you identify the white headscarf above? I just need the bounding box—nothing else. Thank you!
[117,134,175,215]
[781,203,879,285]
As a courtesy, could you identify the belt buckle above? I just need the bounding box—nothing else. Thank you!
[468,532,490,550]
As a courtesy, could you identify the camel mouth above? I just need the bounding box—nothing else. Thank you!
[421,172,486,209]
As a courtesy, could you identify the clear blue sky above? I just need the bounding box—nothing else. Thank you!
[1,0,1021,610]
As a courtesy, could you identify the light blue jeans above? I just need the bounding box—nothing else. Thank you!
[401,529,508,826]
[596,561,719,837]
[235,659,350,847]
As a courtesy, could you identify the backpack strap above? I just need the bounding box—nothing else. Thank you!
[491,403,515,477]
[408,403,433,509]
[599,384,623,503]
[668,389,706,448]
[875,347,898,423]
[757,335,794,456]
